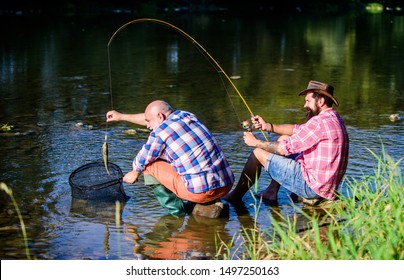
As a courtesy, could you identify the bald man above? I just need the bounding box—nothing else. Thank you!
[106,100,234,217]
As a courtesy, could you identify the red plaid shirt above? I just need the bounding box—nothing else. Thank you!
[281,108,349,200]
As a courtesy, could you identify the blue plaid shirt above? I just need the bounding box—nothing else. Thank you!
[133,110,234,193]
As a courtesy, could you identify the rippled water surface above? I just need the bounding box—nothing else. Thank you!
[0,14,403,259]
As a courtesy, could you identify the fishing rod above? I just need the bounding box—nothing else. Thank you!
[107,18,268,141]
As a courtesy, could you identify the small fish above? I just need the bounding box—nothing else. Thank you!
[103,134,110,175]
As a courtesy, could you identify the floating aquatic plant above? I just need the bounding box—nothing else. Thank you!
[1,123,13,132]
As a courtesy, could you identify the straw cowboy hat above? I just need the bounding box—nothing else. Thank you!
[298,80,339,106]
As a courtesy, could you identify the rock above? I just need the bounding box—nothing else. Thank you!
[123,129,137,135]
[301,197,326,206]
[192,199,225,219]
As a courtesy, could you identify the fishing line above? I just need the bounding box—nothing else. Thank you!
[217,71,243,125]
[107,18,268,141]
[102,35,116,175]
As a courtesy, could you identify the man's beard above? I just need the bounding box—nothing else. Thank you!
[305,105,320,122]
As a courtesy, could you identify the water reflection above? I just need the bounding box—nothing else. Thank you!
[133,214,230,260]
[166,40,179,74]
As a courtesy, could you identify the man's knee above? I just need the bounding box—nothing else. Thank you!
[277,135,290,142]
[252,148,270,166]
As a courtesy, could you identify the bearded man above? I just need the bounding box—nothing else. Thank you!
[223,80,349,205]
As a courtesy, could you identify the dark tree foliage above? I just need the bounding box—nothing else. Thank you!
[0,0,401,15]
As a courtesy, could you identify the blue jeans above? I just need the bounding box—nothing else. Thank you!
[264,154,321,199]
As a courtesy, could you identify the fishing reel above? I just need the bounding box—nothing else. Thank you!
[241,119,253,132]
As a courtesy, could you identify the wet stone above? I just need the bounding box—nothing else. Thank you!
[192,200,225,219]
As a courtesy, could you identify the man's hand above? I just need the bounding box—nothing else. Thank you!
[106,110,122,122]
[243,132,260,147]
[123,170,140,184]
[251,115,267,131]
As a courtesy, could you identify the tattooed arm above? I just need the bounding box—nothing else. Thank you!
[243,132,287,155]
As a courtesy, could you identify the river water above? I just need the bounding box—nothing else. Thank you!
[0,13,403,260]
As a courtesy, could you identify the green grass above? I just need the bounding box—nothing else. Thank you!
[215,148,403,260]
[0,182,32,260]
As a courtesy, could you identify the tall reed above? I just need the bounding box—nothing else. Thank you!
[1,182,32,259]
[216,149,403,260]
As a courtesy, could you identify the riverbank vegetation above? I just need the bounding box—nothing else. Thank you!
[0,183,31,260]
[215,148,403,260]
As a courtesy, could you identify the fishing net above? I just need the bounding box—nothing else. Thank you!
[69,162,129,202]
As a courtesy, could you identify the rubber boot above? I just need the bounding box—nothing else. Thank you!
[222,152,262,202]
[144,174,186,217]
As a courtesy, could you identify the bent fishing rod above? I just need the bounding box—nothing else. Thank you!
[107,18,268,141]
